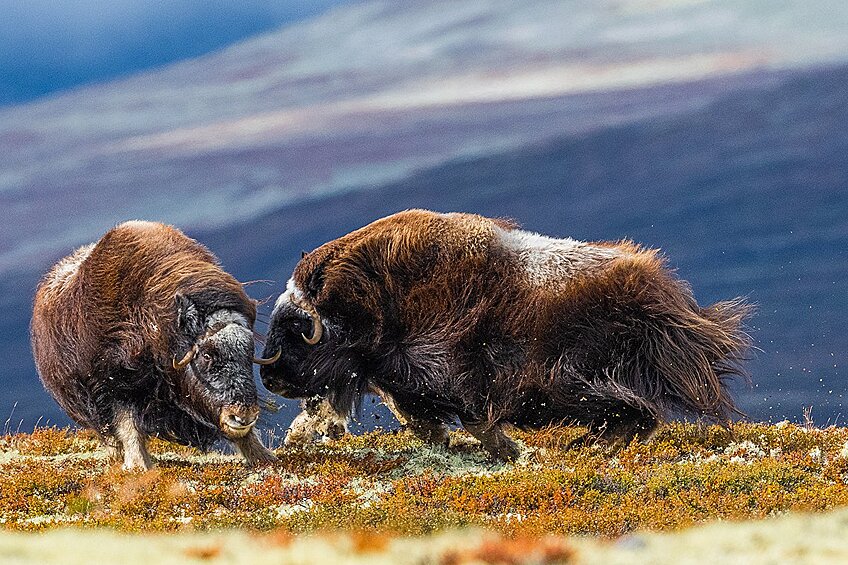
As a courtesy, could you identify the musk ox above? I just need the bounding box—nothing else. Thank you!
[31,221,280,469]
[260,210,752,460]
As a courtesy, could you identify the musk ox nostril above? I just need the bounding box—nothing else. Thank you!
[220,405,260,437]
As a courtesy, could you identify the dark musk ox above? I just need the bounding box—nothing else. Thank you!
[31,221,280,469]
[260,210,752,460]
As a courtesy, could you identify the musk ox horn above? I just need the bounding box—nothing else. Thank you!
[253,349,281,365]
[291,296,323,345]
[172,344,198,369]
[302,308,323,345]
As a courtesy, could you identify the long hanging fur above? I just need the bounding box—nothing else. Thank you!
[31,221,256,447]
[535,249,753,424]
[262,210,753,451]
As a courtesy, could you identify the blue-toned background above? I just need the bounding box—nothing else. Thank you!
[1,0,846,432]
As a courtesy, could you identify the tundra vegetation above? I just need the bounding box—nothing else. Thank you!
[3,422,848,539]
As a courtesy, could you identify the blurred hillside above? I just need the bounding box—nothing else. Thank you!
[1,0,846,428]
[201,63,848,423]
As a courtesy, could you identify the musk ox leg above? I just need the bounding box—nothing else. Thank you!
[113,407,153,470]
[406,417,451,447]
[233,430,278,465]
[373,386,450,447]
[559,380,660,449]
[284,397,349,447]
[461,420,522,462]
[593,410,659,446]
[574,412,659,450]
[103,438,123,463]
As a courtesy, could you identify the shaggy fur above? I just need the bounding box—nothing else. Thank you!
[31,221,274,468]
[261,210,752,459]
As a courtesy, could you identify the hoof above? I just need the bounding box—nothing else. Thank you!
[488,439,522,462]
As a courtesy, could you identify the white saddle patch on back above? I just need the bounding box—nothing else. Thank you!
[43,243,95,293]
[118,220,158,230]
[498,228,622,286]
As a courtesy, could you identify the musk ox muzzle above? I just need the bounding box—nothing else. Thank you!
[219,404,261,438]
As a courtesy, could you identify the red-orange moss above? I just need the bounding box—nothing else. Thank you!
[2,422,848,538]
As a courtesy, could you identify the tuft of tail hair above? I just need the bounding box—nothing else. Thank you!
[699,297,755,415]
[649,296,754,422]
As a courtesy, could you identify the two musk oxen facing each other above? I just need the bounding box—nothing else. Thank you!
[260,210,752,460]
[31,221,279,470]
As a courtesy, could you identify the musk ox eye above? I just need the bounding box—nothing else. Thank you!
[292,317,310,335]
[194,351,213,368]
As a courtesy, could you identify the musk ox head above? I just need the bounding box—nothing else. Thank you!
[173,294,279,439]
[258,279,328,400]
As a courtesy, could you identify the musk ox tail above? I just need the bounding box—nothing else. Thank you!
[637,296,754,422]
[695,297,754,415]
[554,251,754,424]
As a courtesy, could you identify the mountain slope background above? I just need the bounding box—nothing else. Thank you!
[4,0,847,277]
[1,0,846,430]
[200,63,848,425]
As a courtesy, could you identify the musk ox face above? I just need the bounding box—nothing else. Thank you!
[174,295,266,439]
[259,280,326,399]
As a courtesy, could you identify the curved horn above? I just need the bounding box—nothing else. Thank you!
[253,349,281,366]
[302,307,323,345]
[292,297,324,345]
[172,344,198,369]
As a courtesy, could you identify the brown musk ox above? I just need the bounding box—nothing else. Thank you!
[260,210,752,460]
[31,221,279,469]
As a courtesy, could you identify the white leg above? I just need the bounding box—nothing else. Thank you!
[284,398,348,447]
[114,407,153,470]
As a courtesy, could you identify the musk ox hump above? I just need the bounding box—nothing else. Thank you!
[39,243,95,295]
[497,227,625,287]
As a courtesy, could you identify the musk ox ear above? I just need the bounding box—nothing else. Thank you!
[295,245,334,300]
[175,293,203,336]
[303,259,328,299]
